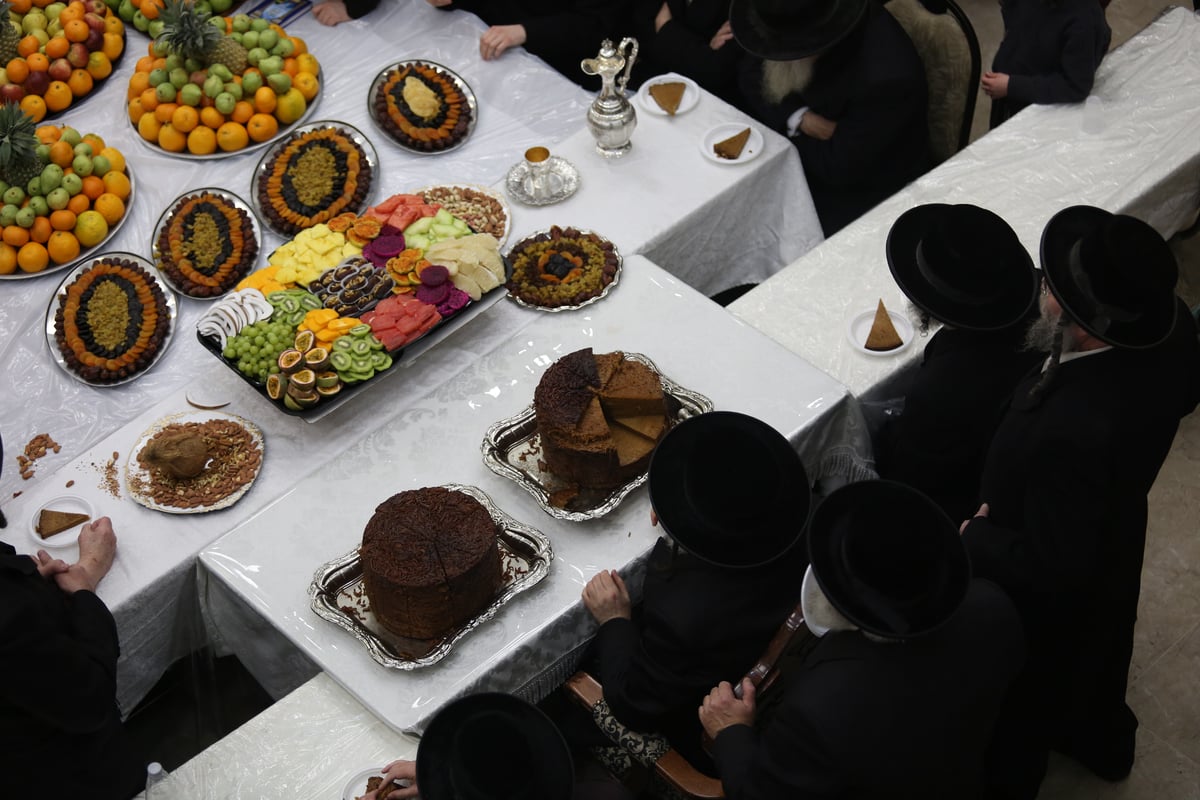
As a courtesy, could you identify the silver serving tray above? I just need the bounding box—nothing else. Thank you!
[481,353,714,521]
[505,156,581,207]
[504,227,622,312]
[151,187,264,300]
[249,119,379,238]
[44,251,178,387]
[367,60,478,156]
[0,165,138,282]
[308,484,552,669]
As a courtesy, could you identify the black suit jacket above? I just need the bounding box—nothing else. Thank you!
[590,537,806,768]
[878,322,1044,523]
[0,543,143,799]
[628,0,742,103]
[740,4,929,235]
[710,579,1026,799]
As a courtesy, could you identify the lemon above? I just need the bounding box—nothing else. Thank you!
[74,210,109,248]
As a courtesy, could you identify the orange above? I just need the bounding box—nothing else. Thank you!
[293,71,319,101]
[246,112,277,143]
[186,125,217,155]
[6,59,29,85]
[44,81,73,112]
[154,101,178,124]
[0,242,16,275]
[139,87,159,111]
[140,0,161,20]
[283,57,298,77]
[170,105,198,133]
[29,216,51,244]
[150,56,166,71]
[73,210,108,247]
[19,95,46,123]
[199,106,225,129]
[49,140,74,168]
[16,241,48,273]
[45,37,69,60]
[80,175,104,200]
[136,112,162,143]
[216,121,248,152]
[82,132,104,152]
[230,101,253,124]
[2,225,30,247]
[66,193,90,215]
[127,97,147,124]
[295,53,319,76]
[64,19,90,43]
[135,55,155,73]
[101,170,131,200]
[93,193,125,226]
[272,88,306,125]
[289,36,307,55]
[68,68,94,98]
[105,14,124,35]
[47,230,80,264]
[18,36,40,58]
[26,53,49,73]
[9,0,31,13]
[102,32,123,62]
[85,52,112,80]
[49,209,77,231]
[97,147,125,174]
[35,124,61,143]
[252,86,276,114]
[128,71,150,100]
[157,123,187,153]
[58,2,83,24]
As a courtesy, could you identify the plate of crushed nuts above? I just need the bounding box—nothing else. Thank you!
[414,184,510,248]
[125,411,265,514]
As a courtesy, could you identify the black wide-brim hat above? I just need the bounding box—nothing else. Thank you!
[887,204,1039,331]
[649,411,810,569]
[1041,205,1178,349]
[416,693,574,800]
[808,480,969,639]
[730,0,870,60]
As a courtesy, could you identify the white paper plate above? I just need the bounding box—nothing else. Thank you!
[846,306,915,356]
[700,124,764,165]
[29,495,94,549]
[342,766,413,800]
[636,73,701,116]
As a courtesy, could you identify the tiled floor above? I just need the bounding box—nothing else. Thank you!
[959,0,1200,796]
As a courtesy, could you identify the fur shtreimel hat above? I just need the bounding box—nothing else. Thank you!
[730,0,870,60]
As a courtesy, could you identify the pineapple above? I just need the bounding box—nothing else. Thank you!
[0,102,45,189]
[0,1,21,66]
[157,0,248,75]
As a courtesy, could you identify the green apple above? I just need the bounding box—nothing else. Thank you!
[40,164,63,191]
[73,143,92,158]
[90,155,110,177]
[156,81,177,102]
[179,82,202,106]
[61,173,83,196]
[0,205,17,226]
[46,187,70,211]
[28,196,49,217]
[71,155,94,177]
[15,206,36,228]
[214,91,236,114]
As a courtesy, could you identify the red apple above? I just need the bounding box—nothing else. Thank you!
[0,83,25,104]
[23,70,50,95]
[67,42,89,68]
[84,27,103,51]
[85,0,107,15]
[48,57,72,81]
[190,70,208,86]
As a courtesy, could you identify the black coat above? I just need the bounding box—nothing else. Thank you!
[962,300,1200,793]
[710,580,1026,799]
[628,0,742,103]
[990,0,1111,126]
[590,537,806,769]
[877,321,1044,524]
[739,4,929,235]
[0,543,143,799]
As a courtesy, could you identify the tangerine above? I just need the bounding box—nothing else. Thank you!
[18,36,40,58]
[171,105,198,133]
[9,0,31,14]
[35,123,61,143]
[273,88,306,125]
[29,216,52,244]
[128,71,150,100]
[290,36,307,55]
[216,121,249,152]
[252,86,276,114]
[101,170,131,200]
[73,210,108,247]
[26,53,49,73]
[154,101,178,124]
[82,132,104,152]
[230,101,253,124]
[140,0,162,20]
[16,241,49,273]
[246,112,278,143]
[186,125,217,155]
[86,52,112,80]
[64,19,89,43]
[139,87,159,111]
[157,123,187,153]
[47,230,80,264]
[49,140,74,167]
[295,54,319,76]
[19,95,46,123]
[97,147,125,174]
[81,175,104,200]
[66,193,90,215]
[58,2,84,24]
[67,68,94,97]
[137,111,162,143]
[0,242,16,275]
[49,209,77,231]
[45,36,69,60]
[135,55,155,73]
[293,71,319,101]
[127,97,147,124]
[199,106,224,129]
[44,81,73,112]
[93,193,125,226]
[105,14,124,35]
[6,58,29,85]
[102,32,123,62]
[1,225,30,247]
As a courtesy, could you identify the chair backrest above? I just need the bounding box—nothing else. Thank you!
[885,0,981,164]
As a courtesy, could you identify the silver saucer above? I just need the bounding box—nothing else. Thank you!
[505,156,580,206]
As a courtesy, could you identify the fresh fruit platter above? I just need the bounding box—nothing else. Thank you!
[0,112,134,278]
[112,0,240,38]
[0,0,125,121]
[152,186,260,297]
[367,60,476,155]
[196,195,511,415]
[126,1,319,157]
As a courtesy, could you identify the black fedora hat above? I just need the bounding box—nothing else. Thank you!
[730,0,870,60]
[648,411,810,569]
[416,693,574,800]
[887,204,1039,331]
[808,480,970,639]
[1041,206,1178,349]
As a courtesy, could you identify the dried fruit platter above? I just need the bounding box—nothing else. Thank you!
[504,226,622,311]
[367,60,477,155]
[249,120,378,238]
[44,251,178,386]
[151,186,262,298]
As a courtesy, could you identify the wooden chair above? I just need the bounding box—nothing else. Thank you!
[885,0,982,164]
[564,604,812,800]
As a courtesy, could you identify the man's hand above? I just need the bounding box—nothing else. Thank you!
[981,71,1010,99]
[960,502,990,535]
[34,550,69,579]
[480,25,527,61]
[55,517,117,595]
[312,0,351,26]
[710,21,733,50]
[800,111,837,140]
[582,569,632,625]
[369,759,418,799]
[655,2,672,32]
[699,678,756,738]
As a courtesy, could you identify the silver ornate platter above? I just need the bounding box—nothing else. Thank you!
[249,119,379,238]
[505,156,580,206]
[367,60,478,156]
[504,227,621,312]
[44,251,178,387]
[481,354,714,521]
[0,164,138,282]
[308,484,552,669]
[151,187,264,300]
[412,183,511,248]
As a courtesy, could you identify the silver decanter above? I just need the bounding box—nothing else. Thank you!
[581,37,639,158]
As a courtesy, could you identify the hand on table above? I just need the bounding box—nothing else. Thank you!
[368,760,418,799]
[480,25,526,61]
[710,21,734,50]
[582,569,631,624]
[313,0,352,25]
[960,502,989,535]
[799,111,837,140]
[981,71,1010,99]
[34,549,69,579]
[54,516,117,595]
[699,678,756,738]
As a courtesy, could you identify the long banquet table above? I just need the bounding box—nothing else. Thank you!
[731,5,1200,400]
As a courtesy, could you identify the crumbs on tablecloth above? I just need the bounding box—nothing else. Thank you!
[11,491,21,499]
[65,480,74,488]
[90,452,121,498]
[16,433,60,480]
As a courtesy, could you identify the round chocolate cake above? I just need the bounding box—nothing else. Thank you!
[360,486,503,641]
[54,256,172,385]
[372,62,472,152]
[506,227,620,309]
[258,126,373,236]
[155,191,259,298]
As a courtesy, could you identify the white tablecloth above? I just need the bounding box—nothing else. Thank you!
[730,6,1200,399]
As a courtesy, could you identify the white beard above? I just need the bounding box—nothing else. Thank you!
[760,56,819,105]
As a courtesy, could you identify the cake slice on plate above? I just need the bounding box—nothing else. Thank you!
[36,509,90,539]
[864,299,904,351]
[713,128,751,160]
[649,82,686,115]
